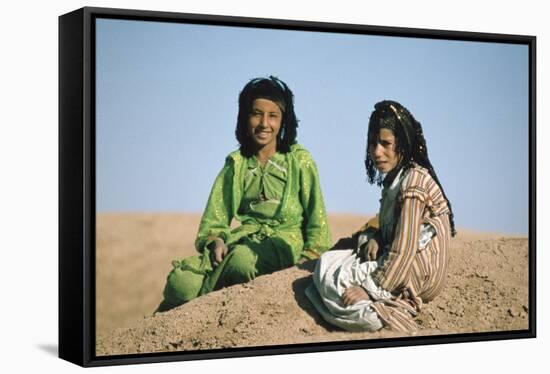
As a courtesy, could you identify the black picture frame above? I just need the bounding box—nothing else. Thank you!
[59,6,536,367]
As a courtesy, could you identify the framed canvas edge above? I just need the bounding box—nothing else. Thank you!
[84,330,535,367]
[58,6,537,368]
[59,7,85,366]
[528,34,537,339]
[81,5,536,43]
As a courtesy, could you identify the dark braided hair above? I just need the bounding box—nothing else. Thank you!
[235,76,298,157]
[365,100,457,237]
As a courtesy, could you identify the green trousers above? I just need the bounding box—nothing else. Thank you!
[157,237,295,312]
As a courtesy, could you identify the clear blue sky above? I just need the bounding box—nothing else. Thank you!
[95,18,529,234]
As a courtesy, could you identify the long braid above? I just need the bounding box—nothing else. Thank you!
[405,106,457,237]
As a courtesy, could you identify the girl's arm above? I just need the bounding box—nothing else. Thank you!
[298,151,332,260]
[374,169,429,292]
[194,158,235,253]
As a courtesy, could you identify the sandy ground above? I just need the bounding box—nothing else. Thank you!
[95,213,529,356]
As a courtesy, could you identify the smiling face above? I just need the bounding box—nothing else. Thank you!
[247,98,282,152]
[369,128,401,174]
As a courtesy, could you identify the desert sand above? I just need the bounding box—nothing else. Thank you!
[95,213,529,356]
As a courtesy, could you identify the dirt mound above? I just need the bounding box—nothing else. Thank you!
[95,214,528,356]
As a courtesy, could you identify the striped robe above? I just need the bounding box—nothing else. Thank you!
[370,164,452,331]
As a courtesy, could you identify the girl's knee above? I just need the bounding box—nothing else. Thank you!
[162,267,204,308]
[224,246,257,282]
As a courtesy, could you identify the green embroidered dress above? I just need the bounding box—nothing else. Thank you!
[159,144,331,311]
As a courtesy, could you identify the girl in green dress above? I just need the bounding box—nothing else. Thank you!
[157,76,332,312]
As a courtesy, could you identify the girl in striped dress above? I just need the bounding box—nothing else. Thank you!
[306,100,456,332]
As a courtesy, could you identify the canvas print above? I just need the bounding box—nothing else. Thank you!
[92,17,530,356]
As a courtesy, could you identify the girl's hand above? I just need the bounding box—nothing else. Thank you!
[342,286,370,306]
[212,238,228,268]
[358,238,379,262]
[366,238,380,261]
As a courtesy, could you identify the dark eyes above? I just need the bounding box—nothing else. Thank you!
[250,111,280,118]
[369,140,393,148]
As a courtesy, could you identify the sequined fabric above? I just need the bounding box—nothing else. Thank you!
[195,143,332,263]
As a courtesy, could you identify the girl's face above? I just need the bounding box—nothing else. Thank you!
[369,128,401,173]
[247,98,282,150]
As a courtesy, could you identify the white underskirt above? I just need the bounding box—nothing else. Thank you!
[306,249,391,332]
